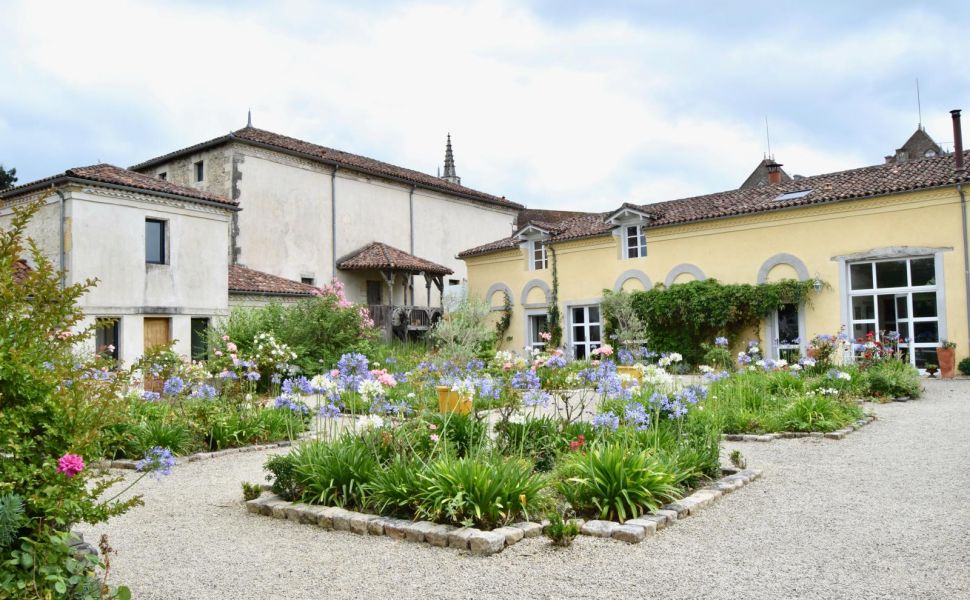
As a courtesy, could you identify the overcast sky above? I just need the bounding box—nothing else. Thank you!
[2,0,968,210]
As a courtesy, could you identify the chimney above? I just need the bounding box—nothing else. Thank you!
[952,109,965,172]
[766,160,783,184]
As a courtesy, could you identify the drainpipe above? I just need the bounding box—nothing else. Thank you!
[330,166,338,280]
[55,189,66,289]
[951,109,970,345]
[409,185,415,305]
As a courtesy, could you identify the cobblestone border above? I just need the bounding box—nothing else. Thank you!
[92,439,296,470]
[721,414,876,443]
[244,468,762,555]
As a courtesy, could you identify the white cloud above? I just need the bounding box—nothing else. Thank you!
[1,0,968,211]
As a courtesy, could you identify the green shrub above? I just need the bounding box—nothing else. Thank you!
[556,442,679,522]
[264,453,302,501]
[428,296,496,363]
[494,417,562,471]
[292,438,378,508]
[544,511,581,547]
[416,455,546,528]
[241,482,263,502]
[958,357,970,376]
[134,420,192,456]
[865,359,921,399]
[0,493,25,551]
[428,412,488,458]
[777,395,843,432]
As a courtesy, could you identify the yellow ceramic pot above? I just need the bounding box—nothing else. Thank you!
[436,385,473,415]
[616,365,643,383]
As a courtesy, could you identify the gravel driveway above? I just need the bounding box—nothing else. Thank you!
[79,380,970,599]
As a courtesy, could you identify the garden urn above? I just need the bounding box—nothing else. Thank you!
[436,385,473,415]
[936,347,956,379]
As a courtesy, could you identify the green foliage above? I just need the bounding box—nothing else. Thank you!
[292,438,378,507]
[427,412,487,458]
[494,417,562,471]
[547,246,563,348]
[630,278,821,364]
[495,291,512,339]
[959,357,970,376]
[264,454,302,501]
[214,295,375,376]
[729,450,746,470]
[865,359,922,399]
[0,493,25,550]
[364,455,425,517]
[134,420,192,456]
[241,482,263,502]
[778,395,844,432]
[556,442,680,522]
[0,199,142,597]
[416,455,546,528]
[701,344,733,370]
[600,289,647,347]
[0,164,16,191]
[429,296,496,363]
[544,511,580,547]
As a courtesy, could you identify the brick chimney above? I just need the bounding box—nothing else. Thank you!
[766,160,784,184]
[952,109,964,173]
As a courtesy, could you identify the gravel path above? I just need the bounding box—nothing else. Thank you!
[79,380,970,599]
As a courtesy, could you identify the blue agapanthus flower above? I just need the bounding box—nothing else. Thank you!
[162,376,185,396]
[511,369,541,391]
[593,411,620,431]
[136,446,176,479]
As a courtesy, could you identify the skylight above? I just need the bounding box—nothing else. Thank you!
[774,189,813,202]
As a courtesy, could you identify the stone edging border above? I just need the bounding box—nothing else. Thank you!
[244,468,763,555]
[93,439,297,470]
[720,415,876,443]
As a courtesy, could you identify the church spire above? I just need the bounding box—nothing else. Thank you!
[441,133,460,185]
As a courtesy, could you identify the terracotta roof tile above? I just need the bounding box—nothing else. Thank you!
[131,127,522,210]
[228,264,319,296]
[337,242,453,276]
[0,164,237,208]
[460,152,970,258]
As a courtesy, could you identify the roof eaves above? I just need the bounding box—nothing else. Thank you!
[1,175,240,211]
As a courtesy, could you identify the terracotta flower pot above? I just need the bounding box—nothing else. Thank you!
[936,347,956,379]
[436,385,473,415]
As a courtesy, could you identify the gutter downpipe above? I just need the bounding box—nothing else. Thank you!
[951,109,970,346]
[55,189,66,289]
[331,166,338,280]
[409,185,415,305]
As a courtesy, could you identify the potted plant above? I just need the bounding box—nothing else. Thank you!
[436,384,473,415]
[925,363,939,378]
[936,340,957,379]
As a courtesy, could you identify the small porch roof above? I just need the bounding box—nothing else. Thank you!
[336,242,453,276]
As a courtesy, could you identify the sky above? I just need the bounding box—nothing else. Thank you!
[1,0,968,211]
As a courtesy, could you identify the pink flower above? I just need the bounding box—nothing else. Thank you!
[330,369,340,378]
[430,434,440,443]
[370,369,398,387]
[215,350,223,357]
[226,342,238,353]
[222,335,230,342]
[429,423,438,431]
[57,453,85,477]
[503,362,513,370]
[539,331,552,341]
[592,344,614,357]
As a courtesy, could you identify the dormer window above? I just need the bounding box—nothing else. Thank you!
[530,240,547,270]
[606,204,652,261]
[625,225,647,258]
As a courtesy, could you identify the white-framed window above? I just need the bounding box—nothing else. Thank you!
[527,313,549,350]
[773,303,801,362]
[530,240,547,271]
[625,225,646,258]
[570,305,602,359]
[847,256,941,368]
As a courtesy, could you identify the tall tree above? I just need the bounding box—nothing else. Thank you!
[0,165,16,190]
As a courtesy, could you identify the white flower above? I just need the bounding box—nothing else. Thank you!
[790,364,802,372]
[749,346,760,355]
[357,379,384,400]
[357,414,385,429]
[699,365,714,374]
[311,374,339,395]
[406,392,416,399]
[755,360,765,368]
[508,413,526,424]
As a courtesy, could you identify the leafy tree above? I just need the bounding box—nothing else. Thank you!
[0,165,16,191]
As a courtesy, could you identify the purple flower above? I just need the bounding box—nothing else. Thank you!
[523,389,552,407]
[190,384,217,399]
[245,371,261,382]
[318,402,342,419]
[624,402,650,430]
[714,336,729,347]
[136,446,176,479]
[593,411,620,431]
[545,354,568,369]
[511,369,541,391]
[141,390,161,402]
[162,376,185,396]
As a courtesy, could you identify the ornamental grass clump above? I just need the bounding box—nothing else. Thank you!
[556,442,679,522]
[291,437,378,508]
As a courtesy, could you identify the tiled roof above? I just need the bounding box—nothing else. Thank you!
[460,152,970,258]
[131,127,523,210]
[337,242,453,276]
[0,164,237,208]
[515,208,590,230]
[228,264,319,296]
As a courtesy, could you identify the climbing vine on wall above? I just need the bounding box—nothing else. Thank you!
[495,291,512,340]
[547,246,563,348]
[630,278,824,364]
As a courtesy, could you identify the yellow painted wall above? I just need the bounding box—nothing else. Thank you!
[465,187,969,357]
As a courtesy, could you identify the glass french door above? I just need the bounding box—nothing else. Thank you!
[570,305,602,359]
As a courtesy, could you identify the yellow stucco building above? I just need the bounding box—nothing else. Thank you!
[460,118,970,369]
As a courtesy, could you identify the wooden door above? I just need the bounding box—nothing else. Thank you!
[143,318,170,350]
[143,318,170,393]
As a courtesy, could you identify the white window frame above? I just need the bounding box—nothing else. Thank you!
[772,303,802,362]
[624,224,647,259]
[569,304,602,359]
[526,312,549,351]
[846,255,942,368]
[529,240,547,271]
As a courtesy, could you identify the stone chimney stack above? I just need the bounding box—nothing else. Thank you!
[766,160,784,184]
